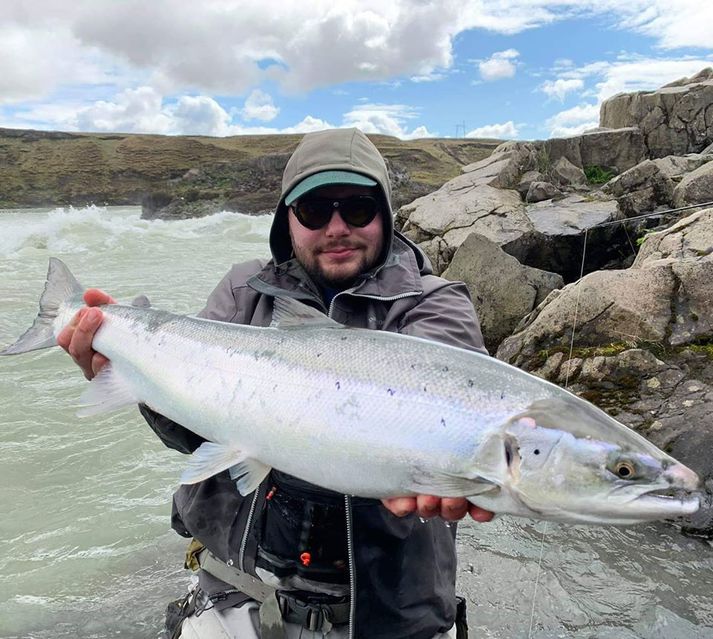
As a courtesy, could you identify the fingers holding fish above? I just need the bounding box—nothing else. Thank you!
[57,289,115,380]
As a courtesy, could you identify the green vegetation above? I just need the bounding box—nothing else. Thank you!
[535,147,551,175]
[584,165,616,184]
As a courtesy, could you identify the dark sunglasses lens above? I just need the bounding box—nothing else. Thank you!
[341,197,378,227]
[294,200,333,230]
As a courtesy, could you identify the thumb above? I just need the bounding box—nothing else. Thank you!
[84,288,116,306]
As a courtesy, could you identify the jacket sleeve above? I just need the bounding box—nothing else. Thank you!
[138,263,261,452]
[398,278,489,355]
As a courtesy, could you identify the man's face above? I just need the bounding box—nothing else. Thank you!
[288,184,385,289]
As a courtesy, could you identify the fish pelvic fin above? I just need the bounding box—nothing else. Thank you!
[180,443,271,489]
[1,257,84,355]
[77,363,138,416]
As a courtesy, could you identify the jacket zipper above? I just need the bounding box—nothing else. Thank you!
[327,289,421,318]
[345,494,356,639]
[239,486,261,572]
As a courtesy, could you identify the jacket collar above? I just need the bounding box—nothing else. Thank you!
[248,232,431,309]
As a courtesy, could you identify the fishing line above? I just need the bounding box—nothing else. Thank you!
[525,199,712,637]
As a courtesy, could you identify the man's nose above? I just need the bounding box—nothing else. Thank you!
[324,209,350,235]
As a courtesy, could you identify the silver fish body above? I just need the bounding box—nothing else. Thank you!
[1,258,701,524]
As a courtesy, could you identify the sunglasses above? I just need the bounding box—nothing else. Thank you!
[291,195,381,230]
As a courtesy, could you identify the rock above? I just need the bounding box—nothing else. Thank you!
[399,181,530,275]
[543,127,647,174]
[602,159,674,215]
[652,154,711,181]
[633,208,713,266]
[551,156,588,188]
[672,161,713,207]
[517,170,547,198]
[442,233,563,352]
[600,68,713,158]
[496,265,677,368]
[525,181,560,203]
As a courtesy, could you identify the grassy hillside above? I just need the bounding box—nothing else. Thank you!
[0,128,499,214]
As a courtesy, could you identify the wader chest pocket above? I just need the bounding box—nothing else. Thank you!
[256,479,349,584]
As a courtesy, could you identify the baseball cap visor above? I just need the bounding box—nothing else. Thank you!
[284,170,377,205]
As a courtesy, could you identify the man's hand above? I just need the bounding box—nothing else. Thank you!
[57,289,116,380]
[382,496,494,522]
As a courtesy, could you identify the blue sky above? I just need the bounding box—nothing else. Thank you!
[1,1,712,140]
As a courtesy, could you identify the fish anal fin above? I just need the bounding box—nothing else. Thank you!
[77,364,138,416]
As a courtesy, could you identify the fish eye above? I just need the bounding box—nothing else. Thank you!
[613,461,636,479]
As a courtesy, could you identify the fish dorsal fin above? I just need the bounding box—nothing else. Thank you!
[271,296,343,330]
[131,294,151,308]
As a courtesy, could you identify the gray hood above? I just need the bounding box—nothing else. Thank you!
[269,128,395,266]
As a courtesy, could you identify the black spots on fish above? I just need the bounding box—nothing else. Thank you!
[411,363,418,370]
[340,336,348,342]
[533,449,540,455]
[316,352,322,358]
[387,388,396,396]
[467,379,474,388]
[422,385,428,393]
[500,391,505,400]
[335,381,341,390]
[440,418,446,428]
[442,366,449,373]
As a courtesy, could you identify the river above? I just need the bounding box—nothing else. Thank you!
[0,206,711,638]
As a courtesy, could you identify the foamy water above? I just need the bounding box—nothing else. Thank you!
[0,206,711,638]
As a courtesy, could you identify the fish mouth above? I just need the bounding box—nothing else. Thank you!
[636,488,701,516]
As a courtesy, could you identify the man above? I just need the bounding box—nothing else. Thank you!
[59,128,493,639]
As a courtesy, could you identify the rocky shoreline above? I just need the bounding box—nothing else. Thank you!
[397,67,713,534]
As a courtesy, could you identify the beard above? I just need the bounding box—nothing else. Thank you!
[302,252,374,289]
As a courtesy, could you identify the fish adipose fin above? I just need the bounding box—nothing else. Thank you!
[180,442,271,488]
[1,257,83,355]
[410,470,497,498]
[77,364,138,416]
[271,297,343,330]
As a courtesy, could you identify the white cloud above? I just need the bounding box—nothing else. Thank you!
[342,103,435,139]
[540,78,584,101]
[546,104,600,138]
[75,87,173,134]
[241,90,280,122]
[466,121,519,139]
[478,49,520,81]
[173,96,232,136]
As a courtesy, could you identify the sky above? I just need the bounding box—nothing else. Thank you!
[1,1,712,141]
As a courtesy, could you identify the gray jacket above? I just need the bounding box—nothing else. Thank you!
[142,129,487,639]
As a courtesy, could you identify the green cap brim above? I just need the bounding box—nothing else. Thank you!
[285,170,377,205]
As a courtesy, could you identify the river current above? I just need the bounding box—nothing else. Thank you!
[0,206,711,638]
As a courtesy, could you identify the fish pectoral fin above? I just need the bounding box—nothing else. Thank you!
[410,470,497,498]
[270,296,344,330]
[77,364,138,416]
[180,443,255,485]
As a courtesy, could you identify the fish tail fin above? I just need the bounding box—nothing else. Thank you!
[1,257,84,355]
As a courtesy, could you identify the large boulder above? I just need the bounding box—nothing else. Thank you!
[672,160,713,207]
[543,127,647,174]
[600,68,713,158]
[602,159,675,215]
[442,233,563,352]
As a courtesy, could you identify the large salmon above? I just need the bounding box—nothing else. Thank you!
[1,258,701,524]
